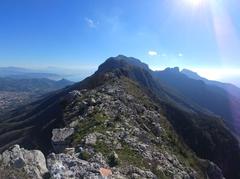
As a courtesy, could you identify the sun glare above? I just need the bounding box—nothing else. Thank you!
[186,0,202,7]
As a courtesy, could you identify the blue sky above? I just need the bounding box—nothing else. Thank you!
[0,0,240,80]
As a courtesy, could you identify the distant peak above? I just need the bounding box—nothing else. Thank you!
[112,55,144,65]
[181,69,199,75]
[97,55,150,74]
[181,69,203,80]
[115,54,129,59]
[164,67,180,73]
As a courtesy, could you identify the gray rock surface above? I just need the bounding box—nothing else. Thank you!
[47,152,157,179]
[84,133,97,145]
[0,145,48,179]
[60,81,199,178]
[47,152,108,178]
[52,128,74,153]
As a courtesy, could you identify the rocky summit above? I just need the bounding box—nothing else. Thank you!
[0,55,239,179]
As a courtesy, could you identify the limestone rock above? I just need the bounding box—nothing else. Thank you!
[47,153,102,179]
[0,145,48,179]
[52,128,74,153]
[64,90,82,104]
[84,133,97,145]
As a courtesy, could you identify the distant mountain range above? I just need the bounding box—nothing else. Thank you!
[180,68,240,134]
[0,66,95,82]
[0,67,62,80]
[0,56,240,178]
[0,77,73,93]
[0,77,74,115]
[182,69,240,100]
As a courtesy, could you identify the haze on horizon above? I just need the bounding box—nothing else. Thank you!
[0,0,240,85]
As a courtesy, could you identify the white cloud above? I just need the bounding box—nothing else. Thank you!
[178,53,183,57]
[161,53,167,57]
[148,50,158,56]
[85,18,98,28]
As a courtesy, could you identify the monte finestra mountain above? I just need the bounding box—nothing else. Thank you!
[0,55,240,179]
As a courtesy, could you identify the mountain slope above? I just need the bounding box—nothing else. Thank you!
[0,74,224,179]
[0,55,240,178]
[96,56,240,179]
[154,68,240,135]
[182,68,240,100]
[58,75,223,178]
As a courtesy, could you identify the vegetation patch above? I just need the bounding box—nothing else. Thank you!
[72,111,109,145]
[79,151,91,161]
[93,140,112,155]
[156,116,204,178]
[116,144,149,169]
[108,152,120,167]
[121,77,154,109]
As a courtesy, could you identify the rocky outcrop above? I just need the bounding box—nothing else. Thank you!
[47,152,157,179]
[65,90,82,104]
[56,80,210,178]
[47,152,109,178]
[0,144,226,179]
[0,145,48,179]
[51,128,74,153]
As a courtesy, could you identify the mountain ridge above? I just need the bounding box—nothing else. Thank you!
[0,55,240,178]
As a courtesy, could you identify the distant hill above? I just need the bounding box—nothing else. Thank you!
[0,77,74,115]
[219,75,240,88]
[0,77,73,93]
[0,67,31,75]
[0,67,62,80]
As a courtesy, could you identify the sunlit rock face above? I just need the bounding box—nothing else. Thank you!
[0,145,48,179]
[51,128,74,153]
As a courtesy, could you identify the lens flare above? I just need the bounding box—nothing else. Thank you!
[208,0,240,130]
[185,0,202,7]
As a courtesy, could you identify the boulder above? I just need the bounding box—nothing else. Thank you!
[88,98,96,105]
[52,128,74,153]
[124,166,157,179]
[64,148,75,155]
[69,120,79,128]
[64,90,82,104]
[47,153,102,179]
[0,145,48,179]
[85,133,97,145]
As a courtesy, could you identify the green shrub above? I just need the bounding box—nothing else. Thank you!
[108,152,120,167]
[79,151,91,161]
